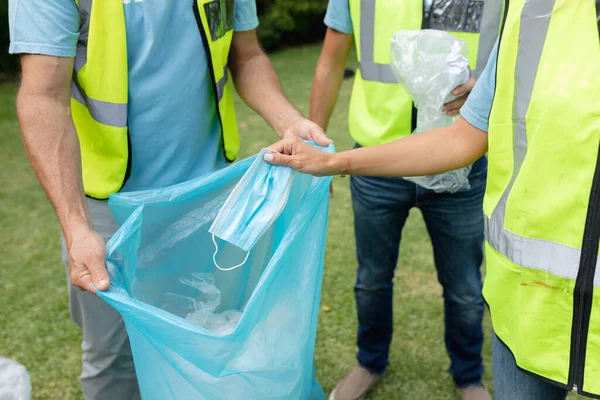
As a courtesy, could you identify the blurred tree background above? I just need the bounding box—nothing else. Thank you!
[256,0,328,51]
[1,1,18,79]
[0,0,328,77]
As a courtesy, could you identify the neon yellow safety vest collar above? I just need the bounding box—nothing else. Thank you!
[72,0,240,199]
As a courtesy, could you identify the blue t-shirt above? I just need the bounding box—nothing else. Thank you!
[324,0,497,133]
[460,40,498,132]
[9,0,258,192]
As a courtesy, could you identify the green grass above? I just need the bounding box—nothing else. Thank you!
[0,44,583,400]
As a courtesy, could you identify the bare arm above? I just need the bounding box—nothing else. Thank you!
[17,54,108,293]
[17,55,87,238]
[338,118,488,176]
[228,30,331,146]
[309,28,354,130]
[266,117,488,177]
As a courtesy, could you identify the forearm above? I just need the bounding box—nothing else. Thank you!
[230,51,301,137]
[309,58,346,130]
[330,118,488,176]
[17,91,90,243]
[309,29,353,130]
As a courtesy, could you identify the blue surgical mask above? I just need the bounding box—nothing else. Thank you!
[208,148,294,270]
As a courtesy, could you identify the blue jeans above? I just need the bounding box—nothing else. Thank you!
[492,332,568,400]
[351,156,487,388]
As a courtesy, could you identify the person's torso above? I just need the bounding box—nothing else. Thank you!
[483,0,600,395]
[347,0,484,146]
[121,0,225,192]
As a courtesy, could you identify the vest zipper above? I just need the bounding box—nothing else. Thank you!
[192,1,231,162]
[123,129,133,186]
[567,142,600,393]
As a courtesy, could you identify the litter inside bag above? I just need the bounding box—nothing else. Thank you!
[391,29,473,193]
[164,273,242,336]
[0,357,31,400]
[98,144,334,400]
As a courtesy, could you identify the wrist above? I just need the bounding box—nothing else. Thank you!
[308,111,328,131]
[62,210,93,247]
[328,152,350,176]
[275,109,303,138]
[64,222,93,245]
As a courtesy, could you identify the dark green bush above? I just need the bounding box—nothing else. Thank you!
[257,0,328,51]
[1,2,18,77]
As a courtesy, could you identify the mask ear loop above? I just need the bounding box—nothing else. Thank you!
[211,148,279,272]
[212,234,251,272]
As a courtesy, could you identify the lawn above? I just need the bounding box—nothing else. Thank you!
[0,44,582,400]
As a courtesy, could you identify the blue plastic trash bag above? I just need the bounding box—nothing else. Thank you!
[97,144,334,400]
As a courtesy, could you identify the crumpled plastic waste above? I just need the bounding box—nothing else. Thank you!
[427,0,484,33]
[391,29,473,193]
[164,273,242,336]
[0,357,31,400]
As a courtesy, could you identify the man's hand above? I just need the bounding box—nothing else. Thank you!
[443,73,477,116]
[281,117,333,147]
[228,30,333,147]
[67,227,109,294]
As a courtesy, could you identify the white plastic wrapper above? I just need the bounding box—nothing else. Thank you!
[164,273,242,336]
[0,357,31,400]
[390,29,473,193]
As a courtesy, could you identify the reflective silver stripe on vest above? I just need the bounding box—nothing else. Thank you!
[484,0,600,286]
[475,0,503,78]
[358,0,397,83]
[72,79,128,128]
[72,0,127,128]
[216,65,228,102]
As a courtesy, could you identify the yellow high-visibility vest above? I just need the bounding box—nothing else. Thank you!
[484,0,600,395]
[348,0,484,146]
[73,0,240,199]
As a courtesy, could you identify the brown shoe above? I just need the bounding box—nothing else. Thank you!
[460,386,492,400]
[329,365,384,400]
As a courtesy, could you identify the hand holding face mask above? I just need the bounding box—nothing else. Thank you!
[263,137,342,177]
[209,148,295,271]
[210,143,335,271]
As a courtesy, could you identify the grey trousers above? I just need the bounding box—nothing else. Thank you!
[61,198,141,400]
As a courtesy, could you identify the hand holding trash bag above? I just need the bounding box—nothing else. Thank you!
[281,115,333,147]
[66,226,109,294]
[264,139,339,177]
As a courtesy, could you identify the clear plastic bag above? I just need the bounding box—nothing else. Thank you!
[164,273,242,336]
[391,29,473,193]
